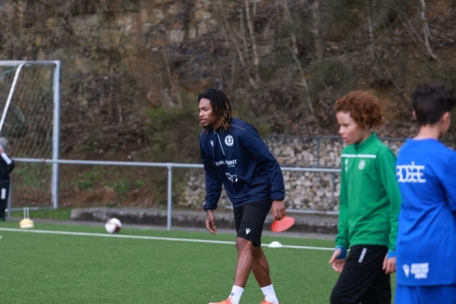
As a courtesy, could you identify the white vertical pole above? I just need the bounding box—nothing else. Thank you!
[167,164,173,230]
[52,61,61,209]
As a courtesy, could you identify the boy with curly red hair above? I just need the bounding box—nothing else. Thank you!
[329,90,401,303]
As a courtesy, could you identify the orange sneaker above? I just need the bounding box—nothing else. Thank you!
[209,299,233,304]
[260,301,279,304]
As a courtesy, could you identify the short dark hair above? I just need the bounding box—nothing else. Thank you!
[198,89,232,132]
[411,83,455,126]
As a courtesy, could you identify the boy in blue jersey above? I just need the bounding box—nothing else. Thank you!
[395,83,456,303]
[198,89,286,304]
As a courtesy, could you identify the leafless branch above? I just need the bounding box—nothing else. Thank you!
[311,0,324,61]
[418,0,438,60]
[244,0,261,82]
[162,47,182,107]
[217,0,257,88]
[288,46,314,113]
[239,8,250,62]
[282,0,313,113]
[365,0,375,43]
[281,0,298,55]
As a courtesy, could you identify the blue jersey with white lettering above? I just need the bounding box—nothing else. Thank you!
[200,118,285,210]
[396,139,456,286]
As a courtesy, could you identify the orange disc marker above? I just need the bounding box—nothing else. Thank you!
[271,216,295,232]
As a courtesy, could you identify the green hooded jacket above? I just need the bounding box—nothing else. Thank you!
[336,133,401,252]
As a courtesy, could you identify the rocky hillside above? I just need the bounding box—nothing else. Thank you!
[1,0,455,208]
[1,0,455,159]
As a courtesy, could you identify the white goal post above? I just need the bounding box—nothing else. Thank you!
[0,60,60,213]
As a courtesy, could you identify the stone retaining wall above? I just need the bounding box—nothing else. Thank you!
[180,135,406,211]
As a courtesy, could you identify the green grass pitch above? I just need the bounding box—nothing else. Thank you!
[0,221,395,303]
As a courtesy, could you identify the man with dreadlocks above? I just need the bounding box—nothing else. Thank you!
[198,89,285,304]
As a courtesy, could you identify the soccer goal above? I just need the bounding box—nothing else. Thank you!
[0,60,60,215]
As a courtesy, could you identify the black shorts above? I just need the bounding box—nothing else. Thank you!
[233,200,272,247]
[330,245,390,304]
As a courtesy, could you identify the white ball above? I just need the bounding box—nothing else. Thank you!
[105,218,121,233]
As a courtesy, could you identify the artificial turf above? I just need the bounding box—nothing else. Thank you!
[0,221,394,303]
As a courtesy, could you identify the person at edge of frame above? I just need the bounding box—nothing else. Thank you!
[328,90,401,304]
[0,137,15,221]
[198,88,286,304]
[394,83,456,304]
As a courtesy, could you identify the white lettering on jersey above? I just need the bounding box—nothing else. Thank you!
[215,160,225,166]
[246,228,251,235]
[225,159,237,167]
[396,161,426,183]
[410,263,429,279]
[225,172,238,183]
[215,159,237,167]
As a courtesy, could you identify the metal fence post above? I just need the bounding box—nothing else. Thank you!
[331,172,336,211]
[52,61,61,209]
[167,164,173,231]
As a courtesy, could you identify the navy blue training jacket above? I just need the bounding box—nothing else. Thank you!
[200,118,285,210]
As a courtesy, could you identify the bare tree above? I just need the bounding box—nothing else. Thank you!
[418,0,438,60]
[311,0,325,61]
[239,8,250,66]
[244,0,261,82]
[281,0,298,55]
[217,0,257,88]
[281,0,314,113]
[399,0,438,61]
[365,0,375,43]
[162,47,182,108]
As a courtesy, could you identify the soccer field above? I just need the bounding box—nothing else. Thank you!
[0,222,394,303]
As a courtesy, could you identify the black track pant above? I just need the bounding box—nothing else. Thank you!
[0,180,10,220]
[330,245,391,304]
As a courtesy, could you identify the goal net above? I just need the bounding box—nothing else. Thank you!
[0,61,60,212]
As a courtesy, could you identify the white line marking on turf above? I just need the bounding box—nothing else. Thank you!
[0,228,333,251]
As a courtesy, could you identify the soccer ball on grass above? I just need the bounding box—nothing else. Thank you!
[105,218,121,233]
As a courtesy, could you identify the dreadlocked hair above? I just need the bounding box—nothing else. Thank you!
[198,89,233,133]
